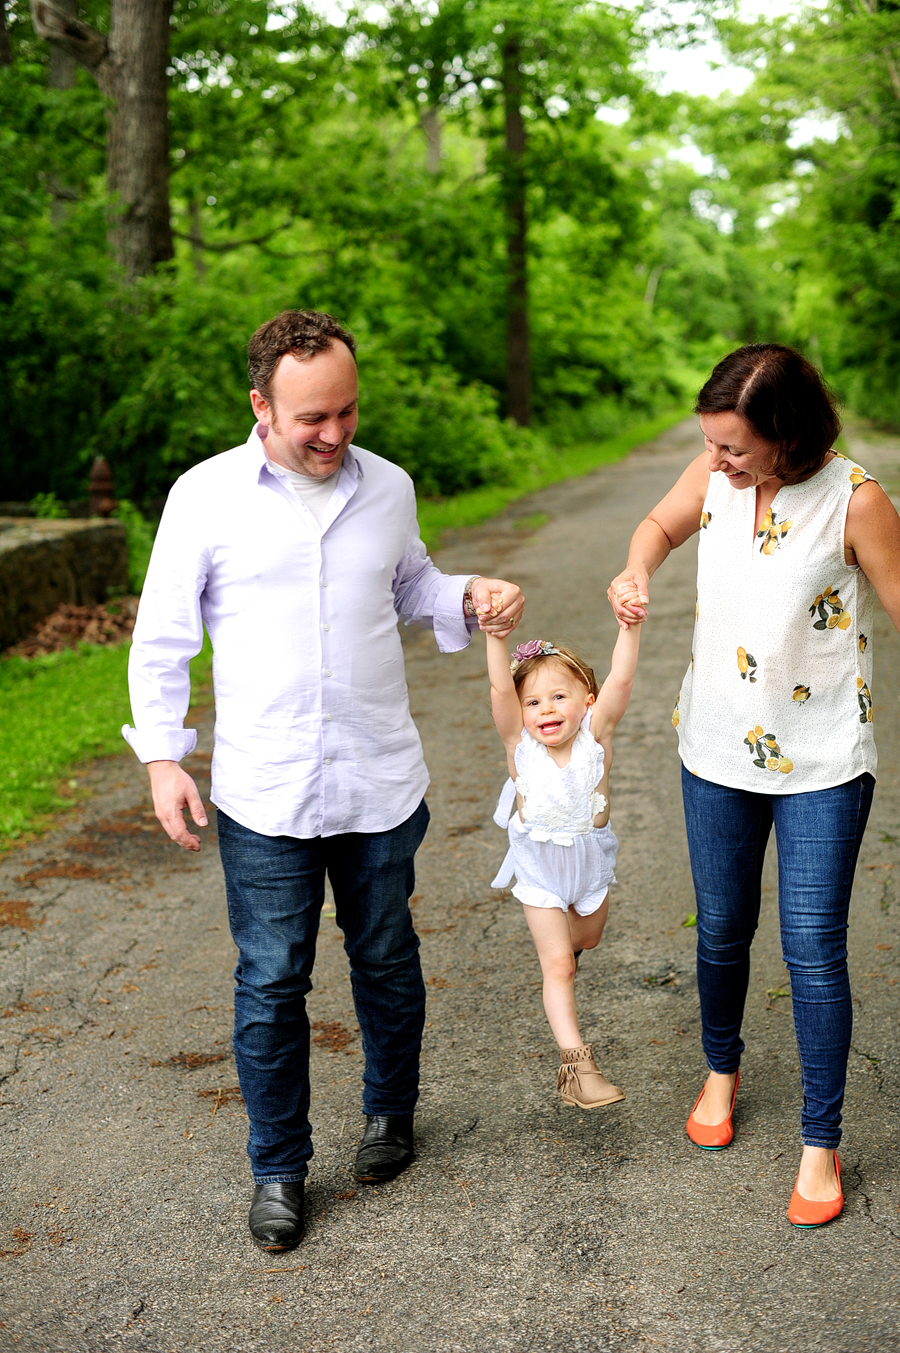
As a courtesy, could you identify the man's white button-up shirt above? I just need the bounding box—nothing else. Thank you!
[123,426,476,839]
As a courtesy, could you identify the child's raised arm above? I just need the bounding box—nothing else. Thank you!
[486,633,524,759]
[590,623,641,742]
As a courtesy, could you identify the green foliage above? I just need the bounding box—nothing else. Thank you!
[30,491,67,519]
[0,635,213,848]
[415,405,691,549]
[0,645,132,843]
[113,499,156,594]
[8,0,877,513]
[678,0,900,426]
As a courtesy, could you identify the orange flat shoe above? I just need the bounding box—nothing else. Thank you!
[788,1153,842,1228]
[685,1071,740,1150]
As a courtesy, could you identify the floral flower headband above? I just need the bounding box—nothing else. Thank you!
[509,639,560,673]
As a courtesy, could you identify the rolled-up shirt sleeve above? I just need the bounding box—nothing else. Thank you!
[121,478,208,764]
[392,485,477,653]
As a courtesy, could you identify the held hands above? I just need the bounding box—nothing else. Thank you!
[147,759,209,851]
[470,578,524,637]
[607,570,650,631]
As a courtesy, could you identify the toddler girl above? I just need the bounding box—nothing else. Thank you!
[487,624,640,1109]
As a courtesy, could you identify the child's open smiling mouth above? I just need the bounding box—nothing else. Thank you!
[538,719,565,735]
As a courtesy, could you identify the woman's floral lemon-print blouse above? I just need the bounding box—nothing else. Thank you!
[675,453,877,794]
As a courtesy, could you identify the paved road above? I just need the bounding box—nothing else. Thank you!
[1,419,898,1352]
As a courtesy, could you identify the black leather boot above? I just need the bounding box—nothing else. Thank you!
[248,1181,305,1250]
[354,1114,414,1184]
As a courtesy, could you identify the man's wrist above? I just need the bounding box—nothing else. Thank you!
[462,576,482,618]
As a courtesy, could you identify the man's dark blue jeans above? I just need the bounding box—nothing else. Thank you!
[216,800,429,1184]
[682,766,874,1148]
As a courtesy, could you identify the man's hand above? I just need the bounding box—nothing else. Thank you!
[470,577,524,638]
[147,759,209,851]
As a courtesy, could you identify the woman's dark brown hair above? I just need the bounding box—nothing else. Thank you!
[694,344,842,484]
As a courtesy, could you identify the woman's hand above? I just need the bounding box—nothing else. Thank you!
[607,570,650,629]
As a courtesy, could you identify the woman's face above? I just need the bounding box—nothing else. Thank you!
[700,411,780,490]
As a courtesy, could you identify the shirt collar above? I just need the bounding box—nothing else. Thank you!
[248,424,363,484]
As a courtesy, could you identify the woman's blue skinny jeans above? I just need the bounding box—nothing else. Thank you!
[681,765,874,1148]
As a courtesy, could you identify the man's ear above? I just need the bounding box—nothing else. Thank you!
[249,388,271,426]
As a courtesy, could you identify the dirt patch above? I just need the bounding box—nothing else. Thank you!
[17,862,117,884]
[149,1052,228,1071]
[6,598,139,658]
[310,1021,355,1053]
[0,1228,34,1259]
[0,900,42,930]
[197,1085,243,1117]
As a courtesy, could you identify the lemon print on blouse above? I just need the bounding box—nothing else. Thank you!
[859,633,868,652]
[809,587,852,631]
[757,508,793,555]
[672,696,680,728]
[700,511,712,529]
[793,684,811,704]
[857,678,874,724]
[737,647,758,682]
[831,452,873,489]
[744,726,793,773]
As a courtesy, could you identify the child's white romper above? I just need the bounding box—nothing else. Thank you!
[492,717,618,916]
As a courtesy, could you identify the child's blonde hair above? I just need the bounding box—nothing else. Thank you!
[511,641,599,699]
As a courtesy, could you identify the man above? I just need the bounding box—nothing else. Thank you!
[123,310,523,1250]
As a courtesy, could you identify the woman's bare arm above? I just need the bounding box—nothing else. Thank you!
[845,480,900,631]
[607,451,710,627]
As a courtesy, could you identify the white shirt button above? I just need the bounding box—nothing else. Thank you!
[325,713,333,721]
[324,669,332,677]
[324,757,333,765]
[323,623,330,632]
[322,579,328,587]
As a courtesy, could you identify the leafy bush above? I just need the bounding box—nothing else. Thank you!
[113,498,157,594]
[29,490,68,519]
[358,345,543,497]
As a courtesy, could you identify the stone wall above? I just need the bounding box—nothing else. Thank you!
[0,518,128,651]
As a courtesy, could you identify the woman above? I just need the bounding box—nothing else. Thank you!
[608,343,900,1226]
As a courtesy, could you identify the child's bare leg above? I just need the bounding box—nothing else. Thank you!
[522,904,581,1048]
[567,896,609,957]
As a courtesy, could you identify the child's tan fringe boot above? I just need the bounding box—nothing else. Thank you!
[557,1045,625,1109]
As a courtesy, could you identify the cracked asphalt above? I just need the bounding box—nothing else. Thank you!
[0,417,898,1352]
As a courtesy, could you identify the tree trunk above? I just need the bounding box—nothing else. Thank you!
[420,105,442,173]
[501,35,531,427]
[0,2,12,67]
[47,0,77,224]
[104,0,173,277]
[30,0,173,279]
[47,0,75,88]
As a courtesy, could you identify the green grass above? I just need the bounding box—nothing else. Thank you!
[0,637,213,849]
[416,405,691,550]
[0,409,689,848]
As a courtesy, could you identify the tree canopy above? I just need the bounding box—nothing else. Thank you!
[0,0,896,507]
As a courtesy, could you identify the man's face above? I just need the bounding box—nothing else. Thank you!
[250,341,359,479]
